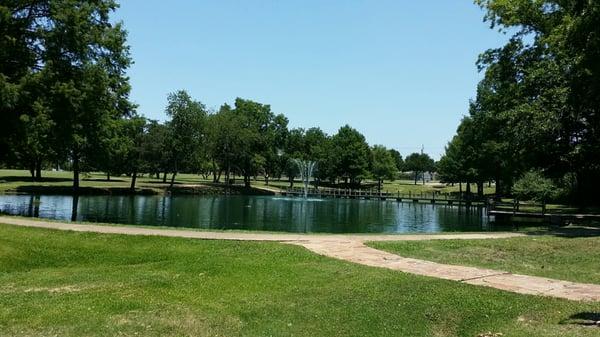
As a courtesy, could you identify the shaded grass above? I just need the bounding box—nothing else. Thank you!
[369,234,600,284]
[250,178,494,196]
[0,170,271,196]
[0,224,599,336]
[0,169,492,196]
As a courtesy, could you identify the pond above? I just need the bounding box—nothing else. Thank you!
[0,194,516,234]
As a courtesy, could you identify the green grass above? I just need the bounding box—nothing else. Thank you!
[0,169,592,213]
[368,233,600,285]
[0,169,492,196]
[246,176,494,196]
[0,169,214,193]
[1,224,599,336]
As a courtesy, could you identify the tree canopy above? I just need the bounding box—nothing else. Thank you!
[439,0,600,204]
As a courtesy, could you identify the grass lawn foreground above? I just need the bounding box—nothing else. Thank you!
[369,233,600,285]
[1,224,599,337]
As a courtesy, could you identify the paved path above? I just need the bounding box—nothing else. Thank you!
[2,216,600,302]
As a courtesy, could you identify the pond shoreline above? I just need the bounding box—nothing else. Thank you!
[0,193,501,233]
[4,183,278,196]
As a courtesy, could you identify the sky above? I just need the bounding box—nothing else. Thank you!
[113,1,509,159]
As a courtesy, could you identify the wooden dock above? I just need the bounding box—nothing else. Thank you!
[281,189,600,223]
[487,201,600,224]
[282,187,483,205]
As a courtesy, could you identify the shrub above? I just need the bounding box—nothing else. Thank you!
[512,170,558,202]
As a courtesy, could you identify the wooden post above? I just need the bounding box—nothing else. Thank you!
[542,201,546,215]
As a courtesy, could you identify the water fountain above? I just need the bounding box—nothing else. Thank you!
[292,158,317,198]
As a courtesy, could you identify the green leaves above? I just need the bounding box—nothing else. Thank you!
[331,125,371,184]
[371,145,397,182]
[164,90,207,175]
[404,152,435,184]
[0,0,134,186]
[512,170,559,202]
[441,1,600,202]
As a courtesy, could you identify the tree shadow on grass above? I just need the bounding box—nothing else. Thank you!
[13,185,158,195]
[526,225,600,238]
[82,178,126,182]
[145,180,181,185]
[0,176,72,183]
[559,312,600,327]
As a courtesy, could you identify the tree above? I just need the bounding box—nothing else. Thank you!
[0,1,48,164]
[437,136,464,186]
[120,116,147,190]
[262,113,288,185]
[404,152,435,185]
[330,125,371,185]
[141,120,170,180]
[303,127,330,186]
[164,90,206,187]
[15,93,54,180]
[512,170,559,204]
[473,0,600,204]
[283,128,305,187]
[229,98,279,188]
[371,145,397,191]
[40,0,134,191]
[206,104,248,184]
[388,149,403,172]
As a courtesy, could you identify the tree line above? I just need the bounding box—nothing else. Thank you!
[1,1,438,191]
[437,0,600,205]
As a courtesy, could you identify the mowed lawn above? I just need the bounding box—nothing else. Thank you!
[0,169,212,193]
[369,233,600,285]
[1,225,599,337]
[0,169,490,196]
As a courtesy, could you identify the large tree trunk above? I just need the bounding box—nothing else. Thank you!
[35,160,42,180]
[170,171,177,188]
[225,164,230,185]
[477,181,484,198]
[244,174,251,188]
[289,175,294,188]
[29,164,35,181]
[422,172,426,185]
[130,170,137,191]
[212,160,218,183]
[106,172,110,181]
[494,173,502,199]
[162,172,167,183]
[72,154,80,192]
[414,172,418,185]
[71,195,79,221]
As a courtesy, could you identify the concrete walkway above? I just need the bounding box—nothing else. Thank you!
[2,216,600,302]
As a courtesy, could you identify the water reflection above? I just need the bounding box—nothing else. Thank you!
[0,194,513,233]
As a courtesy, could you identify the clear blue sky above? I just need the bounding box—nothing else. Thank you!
[114,1,508,159]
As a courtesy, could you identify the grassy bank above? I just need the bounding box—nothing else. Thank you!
[1,224,599,336]
[0,169,492,196]
[369,230,600,284]
[0,170,273,196]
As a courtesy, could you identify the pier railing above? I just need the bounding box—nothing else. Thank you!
[283,187,485,204]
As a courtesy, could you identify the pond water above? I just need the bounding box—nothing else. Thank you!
[0,194,515,234]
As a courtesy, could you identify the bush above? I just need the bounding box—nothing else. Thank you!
[512,170,558,202]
